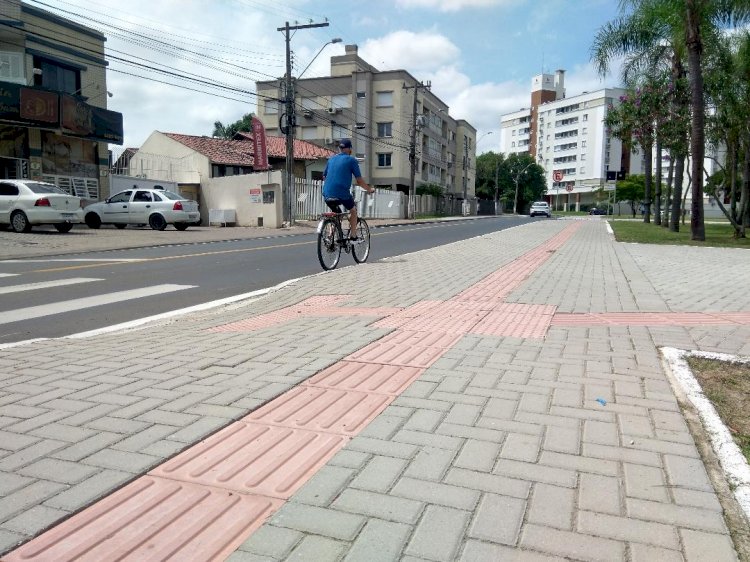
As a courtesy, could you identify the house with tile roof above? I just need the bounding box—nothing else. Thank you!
[123,131,335,227]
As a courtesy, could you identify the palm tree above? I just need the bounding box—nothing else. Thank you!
[594,0,750,240]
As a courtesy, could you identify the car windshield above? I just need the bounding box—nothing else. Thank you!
[532,202,548,207]
[160,191,185,201]
[25,183,69,195]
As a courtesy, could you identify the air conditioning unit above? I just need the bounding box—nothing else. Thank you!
[327,107,337,114]
[303,110,313,117]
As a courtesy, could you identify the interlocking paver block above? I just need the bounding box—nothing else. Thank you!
[405,505,470,562]
[579,473,622,516]
[527,483,574,530]
[680,528,739,562]
[520,524,626,561]
[344,519,412,562]
[468,493,525,545]
[577,510,680,550]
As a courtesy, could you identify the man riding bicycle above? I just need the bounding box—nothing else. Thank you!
[322,139,374,240]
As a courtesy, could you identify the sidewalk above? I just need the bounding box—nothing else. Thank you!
[0,218,749,561]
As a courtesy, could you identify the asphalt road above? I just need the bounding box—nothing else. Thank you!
[0,217,530,345]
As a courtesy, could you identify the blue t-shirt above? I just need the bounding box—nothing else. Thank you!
[323,153,362,200]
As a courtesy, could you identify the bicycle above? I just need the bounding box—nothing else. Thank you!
[316,199,371,271]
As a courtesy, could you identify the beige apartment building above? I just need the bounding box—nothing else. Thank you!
[256,45,477,203]
[0,0,122,199]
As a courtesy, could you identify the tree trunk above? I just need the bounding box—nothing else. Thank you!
[671,155,684,232]
[643,142,653,223]
[663,157,674,228]
[741,141,750,238]
[686,0,705,240]
[655,140,662,225]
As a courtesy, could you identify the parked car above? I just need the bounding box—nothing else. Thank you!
[529,201,551,218]
[84,189,200,231]
[0,179,83,233]
[589,207,609,215]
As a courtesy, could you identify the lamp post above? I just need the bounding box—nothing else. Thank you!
[512,161,535,215]
[298,38,342,78]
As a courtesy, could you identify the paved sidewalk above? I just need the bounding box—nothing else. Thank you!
[0,219,749,561]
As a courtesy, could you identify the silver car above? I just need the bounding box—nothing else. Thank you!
[84,188,200,231]
[0,179,83,233]
[529,201,551,218]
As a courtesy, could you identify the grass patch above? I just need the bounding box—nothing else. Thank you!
[609,219,750,248]
[687,357,750,464]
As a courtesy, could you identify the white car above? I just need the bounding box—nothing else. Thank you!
[0,179,83,233]
[84,188,200,231]
[529,201,551,218]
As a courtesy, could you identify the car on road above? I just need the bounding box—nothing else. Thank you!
[589,207,608,215]
[529,201,551,218]
[84,188,200,231]
[0,179,83,233]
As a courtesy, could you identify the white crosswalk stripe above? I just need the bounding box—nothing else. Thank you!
[0,273,18,277]
[0,284,196,325]
[0,278,103,295]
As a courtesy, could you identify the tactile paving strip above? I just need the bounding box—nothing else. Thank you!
[306,361,424,395]
[2,476,281,562]
[243,386,392,436]
[551,311,750,326]
[150,421,347,498]
[472,303,557,339]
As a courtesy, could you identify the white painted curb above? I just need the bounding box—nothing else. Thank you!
[662,347,750,523]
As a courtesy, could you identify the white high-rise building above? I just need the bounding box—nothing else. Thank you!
[500,72,645,211]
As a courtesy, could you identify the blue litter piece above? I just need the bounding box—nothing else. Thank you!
[595,398,607,406]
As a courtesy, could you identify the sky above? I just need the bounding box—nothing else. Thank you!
[32,0,626,157]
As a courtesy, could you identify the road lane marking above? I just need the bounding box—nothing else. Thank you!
[0,284,196,325]
[0,278,103,295]
[0,273,18,277]
[0,259,143,263]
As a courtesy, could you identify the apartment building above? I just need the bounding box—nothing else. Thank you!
[0,0,122,199]
[500,71,643,210]
[255,45,477,203]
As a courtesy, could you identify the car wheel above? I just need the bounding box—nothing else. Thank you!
[85,212,102,229]
[174,222,189,231]
[114,223,127,229]
[54,223,73,233]
[149,213,167,231]
[10,211,31,233]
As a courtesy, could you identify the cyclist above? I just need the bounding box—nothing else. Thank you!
[322,139,374,241]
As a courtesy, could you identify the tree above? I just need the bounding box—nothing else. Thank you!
[614,174,648,216]
[211,113,255,139]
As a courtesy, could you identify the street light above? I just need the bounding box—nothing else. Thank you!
[298,38,342,78]
[513,161,535,215]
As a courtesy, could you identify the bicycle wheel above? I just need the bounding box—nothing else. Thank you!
[317,219,341,270]
[351,218,371,263]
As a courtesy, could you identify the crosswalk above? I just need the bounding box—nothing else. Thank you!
[0,258,196,330]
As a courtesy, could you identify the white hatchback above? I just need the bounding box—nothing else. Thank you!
[84,188,200,231]
[529,201,551,218]
[0,179,83,233]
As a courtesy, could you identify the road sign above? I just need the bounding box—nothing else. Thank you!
[565,184,573,192]
[553,170,564,182]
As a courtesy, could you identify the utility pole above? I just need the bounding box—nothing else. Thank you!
[403,80,429,219]
[462,136,469,215]
[278,20,329,226]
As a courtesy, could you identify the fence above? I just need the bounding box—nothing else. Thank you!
[292,178,406,221]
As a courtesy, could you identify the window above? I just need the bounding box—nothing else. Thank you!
[33,56,80,94]
[512,130,516,136]
[583,114,588,121]
[581,140,587,148]
[332,125,349,139]
[331,94,350,109]
[377,153,392,167]
[133,191,153,202]
[264,101,278,115]
[511,141,515,147]
[110,191,132,203]
[582,127,588,134]
[580,153,586,161]
[580,167,586,174]
[377,122,392,137]
[356,92,366,99]
[0,182,20,196]
[0,52,24,83]
[376,91,393,107]
[355,122,366,129]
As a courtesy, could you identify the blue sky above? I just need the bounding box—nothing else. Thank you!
[37,0,624,155]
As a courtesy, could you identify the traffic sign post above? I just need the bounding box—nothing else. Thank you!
[553,170,564,182]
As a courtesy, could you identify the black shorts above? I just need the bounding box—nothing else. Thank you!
[324,197,355,212]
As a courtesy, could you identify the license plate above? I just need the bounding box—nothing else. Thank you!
[61,213,76,219]
[188,213,198,219]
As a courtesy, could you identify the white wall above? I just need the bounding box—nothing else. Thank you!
[202,170,283,228]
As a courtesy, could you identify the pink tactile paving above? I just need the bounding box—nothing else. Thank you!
[306,361,425,396]
[346,334,455,368]
[373,300,444,329]
[243,386,393,436]
[471,303,557,339]
[3,476,282,562]
[551,311,750,327]
[392,302,489,334]
[150,421,347,498]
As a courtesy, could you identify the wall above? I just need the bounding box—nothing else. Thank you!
[202,170,283,228]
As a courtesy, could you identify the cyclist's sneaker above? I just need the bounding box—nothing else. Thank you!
[350,237,364,245]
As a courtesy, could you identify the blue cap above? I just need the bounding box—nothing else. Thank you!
[339,139,352,149]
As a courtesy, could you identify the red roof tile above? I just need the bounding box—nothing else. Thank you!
[162,132,334,167]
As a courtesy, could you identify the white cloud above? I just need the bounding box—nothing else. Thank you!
[395,0,521,12]
[359,30,460,74]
